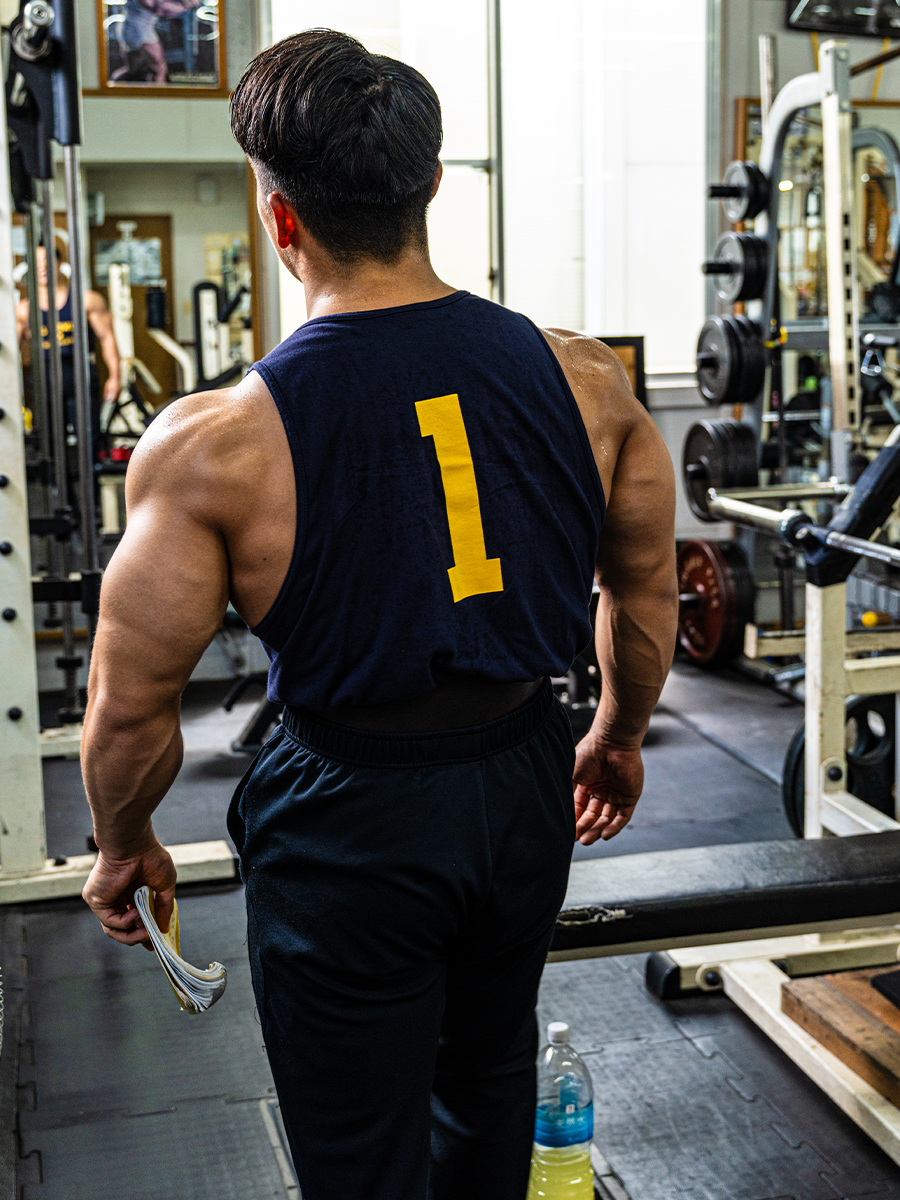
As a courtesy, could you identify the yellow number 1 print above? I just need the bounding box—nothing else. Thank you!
[415,393,504,603]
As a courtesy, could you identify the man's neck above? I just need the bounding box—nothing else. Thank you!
[299,249,456,321]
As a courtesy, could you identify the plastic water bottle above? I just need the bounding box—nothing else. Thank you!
[526,1021,594,1200]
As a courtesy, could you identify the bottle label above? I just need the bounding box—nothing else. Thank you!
[534,1100,593,1148]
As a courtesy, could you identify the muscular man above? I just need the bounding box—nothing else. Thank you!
[17,242,121,451]
[111,0,202,84]
[82,30,677,1200]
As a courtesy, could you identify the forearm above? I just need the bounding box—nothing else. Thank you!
[100,334,121,389]
[82,697,183,856]
[591,576,678,747]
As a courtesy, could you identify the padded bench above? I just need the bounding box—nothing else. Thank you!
[549,832,900,960]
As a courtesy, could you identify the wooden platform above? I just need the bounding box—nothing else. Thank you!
[782,967,900,1108]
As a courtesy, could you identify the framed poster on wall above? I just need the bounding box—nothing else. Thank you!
[96,0,228,97]
[786,1,900,38]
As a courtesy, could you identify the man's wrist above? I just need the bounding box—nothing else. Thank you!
[93,825,157,861]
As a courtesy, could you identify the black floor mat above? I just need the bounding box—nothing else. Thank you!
[15,664,900,1197]
[538,958,900,1200]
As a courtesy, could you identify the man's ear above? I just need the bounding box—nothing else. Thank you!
[430,163,443,201]
[266,192,299,249]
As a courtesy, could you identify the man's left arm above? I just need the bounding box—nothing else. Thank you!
[81,409,229,945]
[85,290,122,402]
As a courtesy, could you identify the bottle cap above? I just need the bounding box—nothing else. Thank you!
[547,1021,570,1044]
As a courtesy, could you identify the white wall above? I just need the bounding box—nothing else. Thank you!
[267,0,707,372]
[582,2,707,372]
[270,0,493,337]
[500,0,585,331]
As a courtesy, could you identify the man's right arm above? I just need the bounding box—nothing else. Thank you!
[573,387,678,844]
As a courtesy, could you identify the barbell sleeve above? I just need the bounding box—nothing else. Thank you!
[705,490,806,537]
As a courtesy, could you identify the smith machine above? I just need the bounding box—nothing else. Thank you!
[0,0,235,901]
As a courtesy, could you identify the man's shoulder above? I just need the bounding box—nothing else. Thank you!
[542,328,634,390]
[128,372,276,502]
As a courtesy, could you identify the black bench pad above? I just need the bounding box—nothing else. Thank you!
[551,832,900,954]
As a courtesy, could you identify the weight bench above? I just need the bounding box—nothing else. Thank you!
[549,832,900,1164]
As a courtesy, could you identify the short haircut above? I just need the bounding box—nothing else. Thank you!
[230,29,443,265]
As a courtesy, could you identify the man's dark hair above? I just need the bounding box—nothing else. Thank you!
[231,29,442,265]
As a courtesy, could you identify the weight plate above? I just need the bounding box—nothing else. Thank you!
[682,419,757,519]
[696,316,737,405]
[721,160,768,224]
[731,314,766,404]
[708,233,768,304]
[676,538,755,665]
[782,694,896,838]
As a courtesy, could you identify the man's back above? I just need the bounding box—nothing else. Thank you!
[80,29,677,1200]
[115,308,659,654]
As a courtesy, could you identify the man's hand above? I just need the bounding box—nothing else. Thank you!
[573,735,643,844]
[82,836,176,948]
[103,377,120,403]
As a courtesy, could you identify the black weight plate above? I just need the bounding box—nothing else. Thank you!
[722,416,758,488]
[676,538,755,665]
[682,422,722,519]
[732,315,766,405]
[721,315,744,407]
[709,233,768,304]
[696,316,737,405]
[781,693,897,838]
[682,419,757,518]
[722,160,768,224]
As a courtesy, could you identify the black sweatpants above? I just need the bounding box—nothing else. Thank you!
[227,681,575,1200]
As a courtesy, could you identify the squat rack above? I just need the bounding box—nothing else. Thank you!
[0,0,234,901]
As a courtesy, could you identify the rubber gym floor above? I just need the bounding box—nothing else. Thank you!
[4,659,900,1200]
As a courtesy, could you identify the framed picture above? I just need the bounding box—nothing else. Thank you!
[95,0,228,98]
[786,0,900,39]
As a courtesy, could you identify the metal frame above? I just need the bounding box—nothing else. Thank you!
[0,0,234,902]
[0,76,45,878]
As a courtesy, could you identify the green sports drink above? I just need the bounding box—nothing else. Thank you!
[526,1021,594,1200]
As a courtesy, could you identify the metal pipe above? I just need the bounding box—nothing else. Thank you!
[850,42,900,78]
[39,180,67,513]
[24,200,49,496]
[487,0,504,305]
[39,180,80,718]
[63,144,100,588]
[760,34,777,126]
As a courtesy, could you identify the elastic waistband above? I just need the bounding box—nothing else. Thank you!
[281,679,556,767]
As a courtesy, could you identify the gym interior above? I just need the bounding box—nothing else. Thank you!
[6,0,900,1197]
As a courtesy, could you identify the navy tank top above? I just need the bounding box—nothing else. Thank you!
[252,291,606,710]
